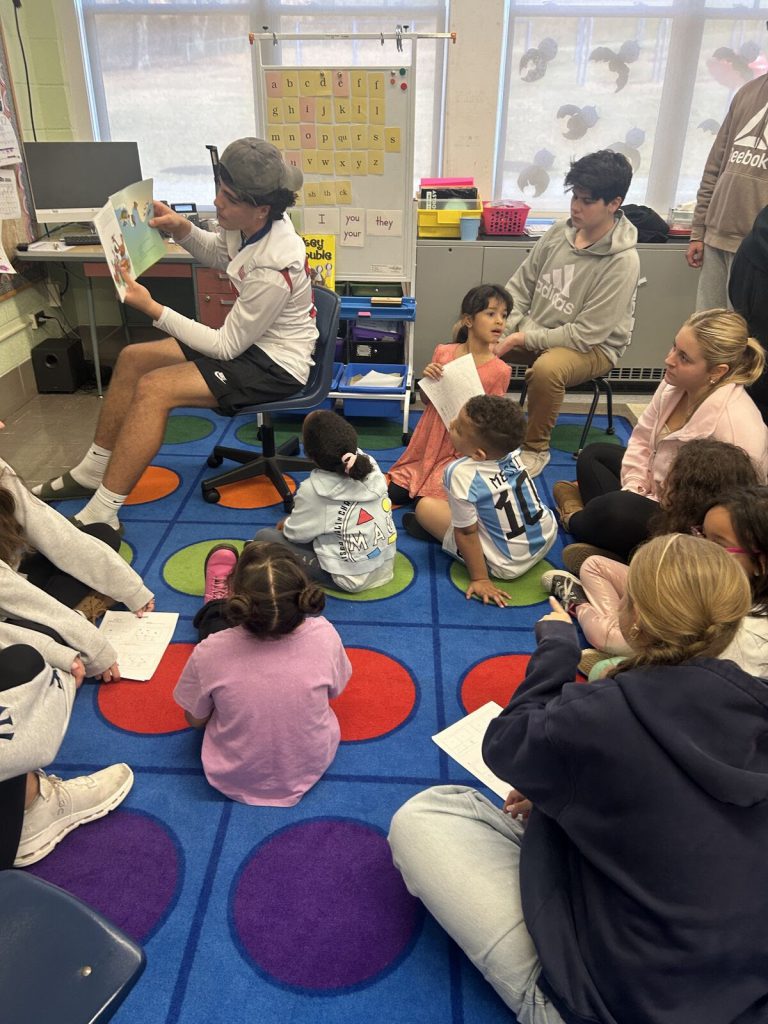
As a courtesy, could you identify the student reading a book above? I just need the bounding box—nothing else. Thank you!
[33,138,318,532]
[173,541,351,806]
[254,410,397,593]
[389,533,768,1023]
[0,440,153,869]
[492,150,639,478]
[404,395,556,606]
[387,285,512,507]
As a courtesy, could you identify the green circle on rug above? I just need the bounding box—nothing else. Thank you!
[449,558,556,606]
[163,415,215,445]
[119,540,133,565]
[551,423,622,455]
[235,414,407,451]
[324,552,414,601]
[163,539,247,596]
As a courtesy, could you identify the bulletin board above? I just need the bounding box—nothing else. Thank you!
[0,22,36,295]
[257,60,416,283]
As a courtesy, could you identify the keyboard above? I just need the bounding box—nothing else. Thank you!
[62,233,100,246]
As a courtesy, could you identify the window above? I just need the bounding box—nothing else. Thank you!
[495,1,768,215]
[77,0,447,205]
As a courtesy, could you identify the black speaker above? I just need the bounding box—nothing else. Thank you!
[32,337,86,393]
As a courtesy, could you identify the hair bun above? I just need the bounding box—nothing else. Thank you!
[297,582,325,615]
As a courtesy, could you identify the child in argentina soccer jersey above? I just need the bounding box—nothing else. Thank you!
[255,411,397,593]
[404,396,557,606]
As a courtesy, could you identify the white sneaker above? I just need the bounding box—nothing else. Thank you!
[14,764,134,867]
[520,449,550,477]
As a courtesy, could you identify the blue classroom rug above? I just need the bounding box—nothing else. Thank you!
[30,407,632,1024]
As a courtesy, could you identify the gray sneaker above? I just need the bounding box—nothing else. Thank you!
[14,764,134,867]
[540,569,587,612]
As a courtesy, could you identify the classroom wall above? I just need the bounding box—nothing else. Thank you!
[0,0,78,413]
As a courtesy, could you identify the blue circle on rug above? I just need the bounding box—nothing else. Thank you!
[29,808,182,943]
[230,817,423,992]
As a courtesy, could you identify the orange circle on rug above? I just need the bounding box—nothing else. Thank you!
[98,643,194,734]
[460,655,531,713]
[216,474,297,509]
[124,466,180,506]
[331,648,416,742]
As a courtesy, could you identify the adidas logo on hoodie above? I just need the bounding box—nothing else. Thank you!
[535,264,575,315]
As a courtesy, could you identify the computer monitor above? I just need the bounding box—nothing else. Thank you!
[22,141,143,224]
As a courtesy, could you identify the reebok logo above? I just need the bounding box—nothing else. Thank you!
[535,264,575,315]
[729,101,768,169]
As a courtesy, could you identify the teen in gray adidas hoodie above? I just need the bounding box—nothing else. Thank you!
[502,210,638,366]
[494,150,639,476]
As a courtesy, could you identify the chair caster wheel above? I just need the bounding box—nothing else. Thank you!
[402,432,411,445]
[606,427,615,435]
[207,453,223,468]
[203,488,220,504]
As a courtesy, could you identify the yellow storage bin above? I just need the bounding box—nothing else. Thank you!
[417,197,483,239]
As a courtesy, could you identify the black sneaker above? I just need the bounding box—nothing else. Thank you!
[540,569,587,612]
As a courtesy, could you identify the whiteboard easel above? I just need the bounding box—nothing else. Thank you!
[250,29,454,283]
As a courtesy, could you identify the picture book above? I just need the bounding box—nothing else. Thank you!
[303,233,335,291]
[92,178,166,301]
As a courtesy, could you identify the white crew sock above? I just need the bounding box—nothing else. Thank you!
[75,484,127,530]
[32,443,112,495]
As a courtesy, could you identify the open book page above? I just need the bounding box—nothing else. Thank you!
[417,353,485,428]
[93,178,166,301]
[98,611,179,682]
[432,701,511,800]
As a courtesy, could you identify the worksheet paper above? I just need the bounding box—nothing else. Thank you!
[417,353,485,428]
[432,701,510,800]
[0,171,20,219]
[351,370,404,387]
[98,611,179,681]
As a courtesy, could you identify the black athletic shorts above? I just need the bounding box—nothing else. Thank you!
[179,342,303,415]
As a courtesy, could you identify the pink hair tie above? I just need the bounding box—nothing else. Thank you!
[341,452,357,474]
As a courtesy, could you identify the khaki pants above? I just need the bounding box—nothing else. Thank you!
[506,345,614,452]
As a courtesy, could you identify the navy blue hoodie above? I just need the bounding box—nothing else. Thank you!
[482,620,768,1024]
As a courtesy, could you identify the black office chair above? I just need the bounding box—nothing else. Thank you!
[201,285,342,511]
[0,871,145,1024]
[518,375,614,458]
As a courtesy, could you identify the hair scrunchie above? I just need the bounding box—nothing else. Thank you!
[341,452,358,474]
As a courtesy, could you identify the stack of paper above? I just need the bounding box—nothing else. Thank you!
[351,370,404,388]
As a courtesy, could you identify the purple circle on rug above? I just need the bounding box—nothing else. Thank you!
[29,809,181,944]
[231,817,423,992]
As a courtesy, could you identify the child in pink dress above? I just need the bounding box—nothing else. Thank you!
[388,285,512,505]
[174,541,351,807]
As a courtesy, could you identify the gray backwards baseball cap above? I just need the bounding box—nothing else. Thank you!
[219,138,303,197]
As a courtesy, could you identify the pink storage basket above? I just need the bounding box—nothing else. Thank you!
[481,201,531,236]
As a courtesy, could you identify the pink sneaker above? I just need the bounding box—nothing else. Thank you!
[203,543,239,603]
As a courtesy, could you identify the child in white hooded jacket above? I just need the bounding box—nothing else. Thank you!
[255,410,397,592]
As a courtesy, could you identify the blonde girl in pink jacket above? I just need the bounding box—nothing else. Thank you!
[553,309,767,561]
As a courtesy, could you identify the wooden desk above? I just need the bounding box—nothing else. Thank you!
[17,240,203,396]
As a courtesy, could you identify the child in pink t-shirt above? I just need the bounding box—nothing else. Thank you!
[173,541,351,806]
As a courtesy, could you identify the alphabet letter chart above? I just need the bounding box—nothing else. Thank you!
[259,64,415,281]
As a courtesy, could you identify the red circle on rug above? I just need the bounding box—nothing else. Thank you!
[331,648,416,741]
[217,474,297,509]
[124,465,180,505]
[98,643,194,733]
[460,655,531,713]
